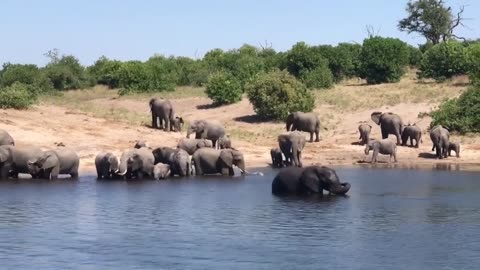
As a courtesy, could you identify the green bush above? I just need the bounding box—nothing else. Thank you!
[419,41,468,81]
[116,60,176,95]
[358,36,409,84]
[431,85,480,133]
[44,54,93,90]
[407,45,423,67]
[299,65,333,89]
[246,70,315,120]
[0,63,53,93]
[0,82,38,109]
[466,43,480,85]
[87,56,122,88]
[205,71,242,105]
[285,42,329,77]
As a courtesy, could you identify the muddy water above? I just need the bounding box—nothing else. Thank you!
[0,167,479,269]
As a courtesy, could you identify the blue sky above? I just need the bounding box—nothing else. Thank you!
[1,0,478,66]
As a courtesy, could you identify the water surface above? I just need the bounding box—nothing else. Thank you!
[0,168,480,269]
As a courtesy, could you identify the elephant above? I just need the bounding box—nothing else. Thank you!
[134,140,149,149]
[271,166,351,196]
[364,139,397,163]
[150,97,175,131]
[186,120,225,148]
[270,147,284,168]
[0,145,43,179]
[218,135,232,149]
[118,147,155,179]
[401,124,422,148]
[177,138,213,155]
[191,148,246,176]
[171,117,184,132]
[278,131,306,167]
[371,112,404,145]
[95,152,120,180]
[286,112,320,142]
[0,129,14,146]
[152,147,191,176]
[448,142,460,158]
[358,122,372,145]
[430,125,450,159]
[153,163,171,180]
[27,148,80,180]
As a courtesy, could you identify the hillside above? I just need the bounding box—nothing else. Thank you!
[1,74,479,172]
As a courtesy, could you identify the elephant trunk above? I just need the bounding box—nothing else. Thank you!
[118,157,128,176]
[329,182,351,195]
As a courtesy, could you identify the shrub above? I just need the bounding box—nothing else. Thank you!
[205,71,242,105]
[407,45,423,67]
[299,65,333,89]
[431,85,480,133]
[419,41,468,81]
[246,70,315,120]
[116,60,176,95]
[43,53,92,90]
[0,63,53,93]
[358,36,409,84]
[0,82,37,109]
[285,42,329,77]
[466,43,480,85]
[87,56,122,88]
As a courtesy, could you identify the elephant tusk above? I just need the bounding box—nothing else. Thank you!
[117,169,127,176]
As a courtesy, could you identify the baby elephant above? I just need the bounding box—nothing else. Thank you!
[358,122,372,145]
[401,124,422,148]
[365,139,398,164]
[448,142,460,158]
[270,147,283,168]
[153,163,171,180]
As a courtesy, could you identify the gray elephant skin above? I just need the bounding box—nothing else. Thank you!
[278,131,306,167]
[177,138,213,155]
[218,135,232,149]
[271,166,351,196]
[401,124,422,148]
[171,117,184,132]
[270,147,284,168]
[358,122,372,145]
[27,148,80,179]
[95,152,120,179]
[371,112,404,145]
[430,125,450,159]
[150,97,176,131]
[118,147,155,179]
[286,112,320,143]
[447,142,460,158]
[192,148,246,176]
[153,163,171,180]
[152,147,191,176]
[0,145,43,179]
[365,139,398,163]
[0,129,14,146]
[186,120,225,148]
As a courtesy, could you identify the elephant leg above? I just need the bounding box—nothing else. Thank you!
[395,130,401,145]
[435,143,442,159]
[164,117,171,132]
[381,127,388,139]
[228,167,234,176]
[315,130,320,142]
[393,151,398,163]
[0,166,9,179]
[212,140,217,149]
[50,167,59,180]
[70,171,79,179]
[151,113,157,129]
[309,132,314,143]
[186,162,191,176]
[291,145,301,167]
[372,149,378,163]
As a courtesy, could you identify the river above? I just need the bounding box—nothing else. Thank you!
[0,167,479,269]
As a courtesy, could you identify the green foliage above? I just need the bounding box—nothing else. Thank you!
[285,42,328,77]
[419,41,468,81]
[407,45,423,67]
[466,43,480,85]
[398,0,459,45]
[43,50,93,90]
[299,65,333,89]
[246,70,314,120]
[431,86,480,133]
[0,82,38,109]
[313,43,362,82]
[0,63,53,93]
[358,36,410,84]
[205,71,242,105]
[87,56,122,88]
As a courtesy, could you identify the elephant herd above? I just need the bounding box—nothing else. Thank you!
[357,111,460,163]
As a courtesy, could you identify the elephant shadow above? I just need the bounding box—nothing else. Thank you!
[196,103,220,110]
[418,152,437,159]
[351,141,364,146]
[233,114,268,124]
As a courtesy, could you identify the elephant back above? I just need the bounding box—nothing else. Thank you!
[11,145,44,173]
[0,129,14,146]
[54,148,80,174]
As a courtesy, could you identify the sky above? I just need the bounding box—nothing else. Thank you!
[0,0,478,66]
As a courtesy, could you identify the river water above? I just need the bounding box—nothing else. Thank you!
[0,167,480,270]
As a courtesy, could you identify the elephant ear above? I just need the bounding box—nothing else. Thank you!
[371,112,382,125]
[40,152,58,169]
[219,149,234,167]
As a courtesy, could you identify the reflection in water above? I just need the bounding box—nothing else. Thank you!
[0,168,480,269]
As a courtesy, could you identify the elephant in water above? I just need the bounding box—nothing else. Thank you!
[0,145,43,179]
[286,112,320,143]
[118,147,155,179]
[401,124,422,148]
[371,112,404,145]
[430,125,450,159]
[150,97,176,132]
[95,152,120,180]
[358,122,372,145]
[152,147,191,176]
[364,139,397,164]
[271,166,351,196]
[153,163,171,180]
[191,148,246,176]
[270,147,284,168]
[177,138,213,155]
[186,120,225,148]
[0,129,14,146]
[27,148,80,179]
[278,131,306,167]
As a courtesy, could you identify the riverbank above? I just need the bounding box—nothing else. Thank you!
[1,75,479,173]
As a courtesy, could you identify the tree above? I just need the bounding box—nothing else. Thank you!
[398,0,466,44]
